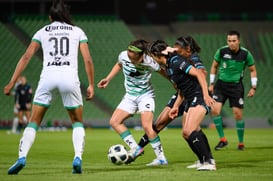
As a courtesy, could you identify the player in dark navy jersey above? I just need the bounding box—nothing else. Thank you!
[150,38,216,171]
[138,37,212,168]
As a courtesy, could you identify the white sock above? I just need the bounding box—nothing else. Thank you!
[12,117,19,133]
[72,127,85,160]
[123,134,138,149]
[150,137,167,160]
[19,127,36,158]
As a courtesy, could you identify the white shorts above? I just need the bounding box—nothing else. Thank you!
[117,90,155,114]
[33,70,83,109]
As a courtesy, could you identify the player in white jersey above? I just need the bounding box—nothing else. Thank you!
[97,39,168,166]
[4,0,94,174]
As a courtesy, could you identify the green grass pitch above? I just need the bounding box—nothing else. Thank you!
[0,128,272,181]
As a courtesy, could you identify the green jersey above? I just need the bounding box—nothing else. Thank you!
[214,45,255,83]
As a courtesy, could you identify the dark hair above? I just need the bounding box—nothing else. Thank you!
[128,39,150,55]
[49,0,73,25]
[175,36,201,53]
[227,30,240,39]
[149,40,169,57]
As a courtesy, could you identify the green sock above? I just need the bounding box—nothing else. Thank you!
[213,116,225,138]
[236,120,245,143]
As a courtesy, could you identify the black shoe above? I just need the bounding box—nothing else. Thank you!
[214,141,228,150]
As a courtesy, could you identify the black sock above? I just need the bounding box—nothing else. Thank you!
[189,131,211,163]
[186,138,203,161]
[199,129,213,159]
[138,134,149,148]
[138,124,160,148]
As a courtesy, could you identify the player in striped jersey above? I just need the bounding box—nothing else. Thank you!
[97,39,168,166]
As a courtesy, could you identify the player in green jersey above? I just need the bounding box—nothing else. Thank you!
[208,30,258,150]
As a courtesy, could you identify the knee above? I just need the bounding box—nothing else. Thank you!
[182,129,191,139]
[233,112,242,120]
[109,119,117,127]
[211,108,220,116]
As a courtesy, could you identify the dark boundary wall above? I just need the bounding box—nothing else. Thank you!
[0,0,272,23]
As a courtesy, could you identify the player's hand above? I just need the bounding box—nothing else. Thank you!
[208,84,214,95]
[247,88,256,97]
[204,95,216,107]
[86,85,94,100]
[97,78,109,88]
[169,107,178,119]
[26,103,31,109]
[3,83,14,96]
[16,103,20,109]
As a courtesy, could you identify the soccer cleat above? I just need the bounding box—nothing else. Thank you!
[214,140,228,150]
[8,157,26,175]
[146,158,168,166]
[237,143,245,150]
[125,146,144,164]
[186,160,202,169]
[72,157,82,174]
[197,161,216,171]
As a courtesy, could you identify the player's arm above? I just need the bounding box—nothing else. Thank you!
[208,60,219,94]
[247,64,258,97]
[4,41,40,96]
[189,66,215,107]
[169,90,184,119]
[80,42,95,100]
[97,62,122,89]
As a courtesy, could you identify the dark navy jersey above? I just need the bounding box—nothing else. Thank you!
[190,52,206,70]
[166,54,202,100]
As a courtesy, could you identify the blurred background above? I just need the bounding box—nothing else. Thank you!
[0,0,272,129]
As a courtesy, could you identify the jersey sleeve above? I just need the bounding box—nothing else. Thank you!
[118,51,126,64]
[213,48,221,62]
[32,28,42,44]
[246,51,255,66]
[191,54,206,70]
[76,27,88,43]
[149,57,160,71]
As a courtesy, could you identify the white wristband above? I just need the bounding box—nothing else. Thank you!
[251,77,257,87]
[210,74,215,84]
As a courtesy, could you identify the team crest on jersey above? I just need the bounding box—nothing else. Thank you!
[239,98,244,105]
[223,54,232,59]
[145,104,151,109]
[222,62,227,68]
[212,95,218,100]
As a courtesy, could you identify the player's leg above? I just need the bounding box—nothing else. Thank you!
[211,81,229,150]
[60,78,86,174]
[211,102,228,150]
[183,105,216,171]
[140,111,168,166]
[67,106,85,174]
[11,106,19,134]
[110,108,139,149]
[138,106,172,148]
[232,107,245,150]
[138,93,185,148]
[17,110,24,133]
[138,96,167,166]
[8,104,46,175]
[230,84,245,150]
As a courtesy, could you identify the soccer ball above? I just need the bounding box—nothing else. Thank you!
[107,144,129,165]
